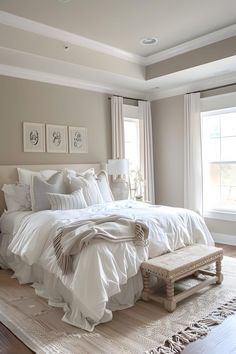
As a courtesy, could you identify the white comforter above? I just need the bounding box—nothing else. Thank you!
[2,201,214,331]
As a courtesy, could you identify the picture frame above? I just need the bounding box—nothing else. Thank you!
[46,124,68,153]
[23,122,45,153]
[69,126,88,154]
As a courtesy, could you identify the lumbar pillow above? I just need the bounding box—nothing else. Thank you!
[47,190,87,210]
[96,170,114,202]
[69,170,104,206]
[31,172,67,212]
[2,183,31,211]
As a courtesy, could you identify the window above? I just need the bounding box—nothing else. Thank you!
[123,117,141,172]
[123,104,144,198]
[201,107,236,215]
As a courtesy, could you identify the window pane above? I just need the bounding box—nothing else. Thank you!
[221,113,236,137]
[207,138,220,162]
[205,115,220,138]
[221,137,236,161]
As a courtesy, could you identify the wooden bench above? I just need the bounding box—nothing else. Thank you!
[141,244,223,312]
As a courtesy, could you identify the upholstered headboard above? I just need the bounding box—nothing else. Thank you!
[0,163,101,215]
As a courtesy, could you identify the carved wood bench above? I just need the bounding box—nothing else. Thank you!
[141,244,223,312]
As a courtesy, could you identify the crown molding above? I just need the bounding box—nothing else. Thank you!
[0,64,148,99]
[0,11,145,65]
[145,24,236,65]
[148,72,236,101]
[1,11,235,67]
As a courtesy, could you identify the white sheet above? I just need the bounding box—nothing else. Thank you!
[1,201,214,331]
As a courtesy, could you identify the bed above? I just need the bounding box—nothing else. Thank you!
[0,164,214,332]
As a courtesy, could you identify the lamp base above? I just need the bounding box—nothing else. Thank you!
[111,176,129,200]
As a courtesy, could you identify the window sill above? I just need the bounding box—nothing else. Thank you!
[204,210,236,222]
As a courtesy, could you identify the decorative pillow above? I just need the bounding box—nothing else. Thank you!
[17,168,58,185]
[2,183,31,211]
[96,170,114,202]
[47,190,87,210]
[69,171,104,206]
[31,172,67,212]
[64,168,95,182]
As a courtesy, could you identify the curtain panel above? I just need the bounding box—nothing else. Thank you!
[138,101,155,204]
[111,96,125,160]
[184,92,203,215]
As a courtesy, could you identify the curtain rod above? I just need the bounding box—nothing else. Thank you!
[108,95,147,102]
[189,82,236,94]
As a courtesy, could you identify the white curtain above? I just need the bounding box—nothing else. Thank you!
[111,96,125,159]
[184,93,203,214]
[138,101,155,204]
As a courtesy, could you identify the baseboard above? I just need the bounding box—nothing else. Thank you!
[212,232,236,246]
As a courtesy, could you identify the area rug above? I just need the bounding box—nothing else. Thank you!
[0,256,236,354]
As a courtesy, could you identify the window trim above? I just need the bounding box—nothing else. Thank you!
[204,210,236,222]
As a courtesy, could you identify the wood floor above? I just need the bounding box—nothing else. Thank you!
[0,243,236,354]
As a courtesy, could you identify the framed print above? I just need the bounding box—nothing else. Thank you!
[69,126,88,153]
[46,124,68,153]
[23,122,45,152]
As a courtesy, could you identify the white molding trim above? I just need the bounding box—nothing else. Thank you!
[1,11,236,67]
[0,64,148,99]
[148,73,236,101]
[145,24,236,65]
[0,11,145,65]
[212,232,236,246]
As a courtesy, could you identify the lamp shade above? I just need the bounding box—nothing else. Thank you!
[107,159,129,175]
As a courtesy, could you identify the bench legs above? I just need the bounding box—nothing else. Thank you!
[216,259,223,284]
[164,280,176,312]
[142,271,150,301]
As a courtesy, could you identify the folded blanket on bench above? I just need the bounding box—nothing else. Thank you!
[53,215,149,274]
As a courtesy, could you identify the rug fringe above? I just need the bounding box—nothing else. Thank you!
[145,296,236,354]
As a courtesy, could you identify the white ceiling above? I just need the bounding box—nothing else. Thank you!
[1,0,236,56]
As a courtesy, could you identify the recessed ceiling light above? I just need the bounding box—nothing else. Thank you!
[140,37,158,46]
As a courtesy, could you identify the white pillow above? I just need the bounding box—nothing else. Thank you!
[69,171,104,206]
[2,183,31,211]
[47,190,87,210]
[31,172,67,212]
[96,170,114,202]
[17,168,58,185]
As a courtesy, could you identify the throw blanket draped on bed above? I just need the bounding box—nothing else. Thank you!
[53,215,149,274]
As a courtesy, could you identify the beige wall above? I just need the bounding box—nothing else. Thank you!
[147,37,236,80]
[0,76,111,165]
[152,95,184,207]
[151,90,236,239]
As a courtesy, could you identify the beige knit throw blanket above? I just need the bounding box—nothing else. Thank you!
[53,215,149,274]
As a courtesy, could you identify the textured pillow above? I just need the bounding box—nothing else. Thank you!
[31,172,67,211]
[69,172,104,206]
[96,170,114,202]
[18,168,58,185]
[2,183,31,211]
[47,190,87,210]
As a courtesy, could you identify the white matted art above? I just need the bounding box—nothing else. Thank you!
[23,122,45,152]
[69,127,88,153]
[46,124,68,153]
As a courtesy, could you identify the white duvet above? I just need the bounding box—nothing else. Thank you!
[2,201,214,331]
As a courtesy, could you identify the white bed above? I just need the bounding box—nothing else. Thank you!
[0,164,214,332]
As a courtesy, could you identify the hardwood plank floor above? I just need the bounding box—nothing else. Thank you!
[0,243,236,354]
[183,243,236,354]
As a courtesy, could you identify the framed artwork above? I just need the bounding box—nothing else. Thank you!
[46,124,68,153]
[69,126,88,153]
[23,122,45,152]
